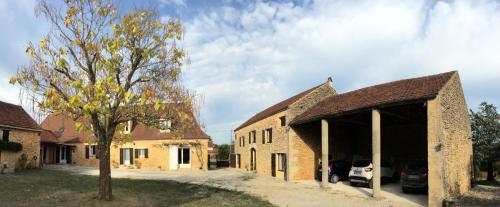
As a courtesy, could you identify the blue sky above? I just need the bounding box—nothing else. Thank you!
[1,0,500,144]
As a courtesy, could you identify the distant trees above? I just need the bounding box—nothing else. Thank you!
[215,144,231,160]
[470,102,500,181]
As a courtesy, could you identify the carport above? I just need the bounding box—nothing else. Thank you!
[289,71,473,207]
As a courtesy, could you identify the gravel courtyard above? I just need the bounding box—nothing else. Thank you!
[47,165,425,207]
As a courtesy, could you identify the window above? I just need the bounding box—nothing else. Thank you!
[2,130,10,142]
[249,131,256,143]
[265,128,273,143]
[242,136,245,147]
[160,119,172,133]
[123,121,132,134]
[135,148,148,158]
[262,130,265,144]
[280,116,286,126]
[278,153,286,171]
[178,147,190,164]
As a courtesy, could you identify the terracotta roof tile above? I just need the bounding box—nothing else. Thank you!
[0,101,41,131]
[41,108,209,143]
[291,71,456,125]
[234,83,324,131]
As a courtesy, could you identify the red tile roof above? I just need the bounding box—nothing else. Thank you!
[234,83,324,131]
[41,109,209,143]
[40,129,58,143]
[0,101,41,131]
[291,71,456,125]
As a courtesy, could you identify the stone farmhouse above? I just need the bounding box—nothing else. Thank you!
[40,108,210,171]
[234,71,473,206]
[0,101,42,173]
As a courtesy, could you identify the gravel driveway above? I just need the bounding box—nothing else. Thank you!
[46,165,423,207]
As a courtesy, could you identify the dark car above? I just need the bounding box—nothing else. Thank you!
[317,160,350,183]
[401,161,428,193]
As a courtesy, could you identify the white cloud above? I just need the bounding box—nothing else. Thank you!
[179,0,500,143]
[160,0,186,7]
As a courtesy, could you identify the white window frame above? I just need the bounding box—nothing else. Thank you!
[88,145,97,157]
[160,119,172,133]
[123,120,132,134]
[136,148,147,158]
[178,146,191,168]
[278,153,286,171]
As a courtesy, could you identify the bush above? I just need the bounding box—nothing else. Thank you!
[0,141,23,152]
[16,153,28,171]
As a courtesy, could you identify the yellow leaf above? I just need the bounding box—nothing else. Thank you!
[154,101,161,111]
[74,122,84,132]
[9,77,17,85]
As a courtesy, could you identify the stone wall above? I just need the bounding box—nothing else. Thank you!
[234,111,288,179]
[287,81,335,180]
[0,129,40,172]
[71,139,208,171]
[427,73,473,207]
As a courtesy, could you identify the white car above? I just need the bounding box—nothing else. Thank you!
[348,159,395,188]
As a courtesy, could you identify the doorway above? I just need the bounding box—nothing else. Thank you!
[271,153,276,177]
[250,148,256,171]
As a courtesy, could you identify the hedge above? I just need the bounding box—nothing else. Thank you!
[0,141,23,152]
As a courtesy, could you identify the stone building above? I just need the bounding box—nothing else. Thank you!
[233,78,336,180]
[234,71,473,206]
[40,108,209,171]
[0,101,42,173]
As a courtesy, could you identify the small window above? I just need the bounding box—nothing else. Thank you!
[88,145,97,156]
[242,136,245,147]
[261,130,265,144]
[136,149,148,158]
[249,131,256,143]
[266,128,273,143]
[123,121,132,134]
[278,153,286,171]
[2,130,10,142]
[280,116,286,126]
[160,119,172,133]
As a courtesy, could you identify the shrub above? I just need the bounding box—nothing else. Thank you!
[16,153,28,171]
[0,141,23,152]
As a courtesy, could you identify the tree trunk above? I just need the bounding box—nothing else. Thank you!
[486,161,495,181]
[98,141,112,200]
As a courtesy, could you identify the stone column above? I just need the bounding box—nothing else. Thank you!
[372,109,381,197]
[321,119,329,188]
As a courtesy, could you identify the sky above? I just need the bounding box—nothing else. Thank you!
[1,0,500,144]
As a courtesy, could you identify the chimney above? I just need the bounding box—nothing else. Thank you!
[327,77,332,82]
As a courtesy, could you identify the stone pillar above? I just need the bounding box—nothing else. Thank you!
[372,109,381,197]
[321,119,329,188]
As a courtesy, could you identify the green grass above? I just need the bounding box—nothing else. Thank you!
[0,169,274,207]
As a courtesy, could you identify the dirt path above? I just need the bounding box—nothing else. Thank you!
[47,165,422,207]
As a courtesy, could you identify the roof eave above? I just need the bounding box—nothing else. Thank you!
[290,96,436,126]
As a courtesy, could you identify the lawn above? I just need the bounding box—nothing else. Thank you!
[0,169,274,207]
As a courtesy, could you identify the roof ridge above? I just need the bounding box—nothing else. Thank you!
[235,81,328,131]
[336,71,456,97]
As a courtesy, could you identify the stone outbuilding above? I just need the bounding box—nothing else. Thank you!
[0,101,42,173]
[234,71,473,207]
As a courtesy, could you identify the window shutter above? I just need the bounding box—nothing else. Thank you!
[134,149,139,158]
[130,148,134,164]
[269,129,273,143]
[145,149,148,158]
[119,148,123,165]
[262,130,265,144]
[85,146,89,159]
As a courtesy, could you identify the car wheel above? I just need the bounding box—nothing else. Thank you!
[369,179,373,189]
[330,175,340,183]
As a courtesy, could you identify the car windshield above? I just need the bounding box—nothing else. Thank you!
[352,160,371,167]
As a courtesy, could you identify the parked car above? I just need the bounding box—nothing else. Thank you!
[401,161,428,193]
[348,159,395,188]
[317,160,350,183]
